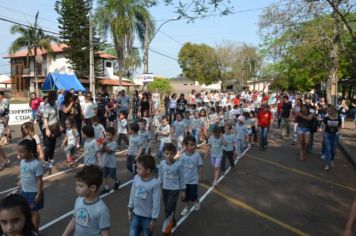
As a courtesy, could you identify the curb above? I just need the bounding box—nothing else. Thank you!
[338,138,356,168]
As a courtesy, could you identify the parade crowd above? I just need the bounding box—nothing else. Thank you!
[0,87,355,236]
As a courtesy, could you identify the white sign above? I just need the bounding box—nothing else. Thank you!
[142,73,154,83]
[9,103,32,125]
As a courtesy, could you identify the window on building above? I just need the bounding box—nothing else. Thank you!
[105,62,112,68]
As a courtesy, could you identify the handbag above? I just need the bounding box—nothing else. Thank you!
[48,123,61,138]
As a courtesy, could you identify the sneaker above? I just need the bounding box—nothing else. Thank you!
[212,180,217,187]
[331,161,335,168]
[180,206,189,216]
[194,202,200,211]
[48,163,53,168]
[113,181,120,191]
[100,188,110,195]
[320,155,325,160]
[324,165,330,171]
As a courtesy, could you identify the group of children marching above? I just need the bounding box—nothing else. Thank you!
[3,102,258,236]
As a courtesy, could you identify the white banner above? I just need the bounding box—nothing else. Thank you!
[9,103,32,125]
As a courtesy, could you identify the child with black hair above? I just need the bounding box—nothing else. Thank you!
[171,113,187,157]
[157,116,171,160]
[117,111,129,149]
[92,116,105,145]
[61,118,80,166]
[63,165,110,236]
[82,125,100,166]
[207,126,224,186]
[127,123,143,175]
[100,127,120,195]
[138,119,152,155]
[0,194,38,236]
[180,136,203,216]
[221,123,235,172]
[159,143,185,234]
[17,139,44,231]
[128,155,161,236]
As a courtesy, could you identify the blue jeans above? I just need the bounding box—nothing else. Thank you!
[323,132,338,166]
[130,213,153,236]
[192,129,199,144]
[259,127,269,148]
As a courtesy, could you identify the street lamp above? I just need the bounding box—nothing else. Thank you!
[143,16,181,75]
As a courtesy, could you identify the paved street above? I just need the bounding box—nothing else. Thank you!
[0,123,355,236]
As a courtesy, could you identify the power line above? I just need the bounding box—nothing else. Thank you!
[0,4,58,24]
[0,16,61,36]
[158,30,184,45]
[148,48,178,61]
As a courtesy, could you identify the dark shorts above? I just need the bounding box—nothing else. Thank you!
[103,167,117,180]
[183,184,198,202]
[21,191,44,211]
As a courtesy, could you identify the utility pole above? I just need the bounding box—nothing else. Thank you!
[89,9,95,97]
[143,20,149,91]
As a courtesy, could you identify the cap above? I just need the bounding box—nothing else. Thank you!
[237,116,245,123]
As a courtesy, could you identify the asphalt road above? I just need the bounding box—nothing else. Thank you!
[0,123,355,236]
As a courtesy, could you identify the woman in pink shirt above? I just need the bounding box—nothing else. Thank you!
[29,92,42,121]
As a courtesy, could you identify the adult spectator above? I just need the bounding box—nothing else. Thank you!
[29,92,42,121]
[295,104,313,161]
[43,91,61,168]
[0,91,10,143]
[131,90,140,122]
[69,88,75,94]
[96,93,107,128]
[257,104,273,150]
[148,93,154,115]
[163,94,170,116]
[116,90,130,118]
[169,93,177,123]
[81,93,97,125]
[138,93,150,118]
[57,89,65,108]
[292,97,302,145]
[78,91,85,106]
[152,89,160,111]
[176,93,187,114]
[0,146,8,171]
[60,92,75,130]
[71,95,83,145]
[352,99,356,131]
[36,95,47,136]
[338,99,349,129]
[233,95,240,106]
[106,94,117,127]
[322,105,341,170]
[280,95,292,138]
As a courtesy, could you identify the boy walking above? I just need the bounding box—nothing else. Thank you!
[63,165,110,236]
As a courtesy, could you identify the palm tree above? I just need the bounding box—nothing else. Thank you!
[95,0,155,85]
[9,11,58,95]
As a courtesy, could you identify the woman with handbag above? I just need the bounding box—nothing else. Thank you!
[43,91,61,168]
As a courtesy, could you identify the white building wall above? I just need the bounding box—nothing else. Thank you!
[47,54,74,74]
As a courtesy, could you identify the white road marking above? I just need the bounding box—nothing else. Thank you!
[39,142,207,231]
[0,149,129,196]
[172,146,251,233]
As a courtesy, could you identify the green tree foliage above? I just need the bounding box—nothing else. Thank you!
[147,77,172,93]
[178,42,220,85]
[55,0,103,77]
[9,11,58,95]
[95,0,155,84]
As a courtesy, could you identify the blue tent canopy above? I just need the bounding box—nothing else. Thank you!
[42,72,86,92]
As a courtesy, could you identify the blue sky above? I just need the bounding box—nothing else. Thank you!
[0,0,273,78]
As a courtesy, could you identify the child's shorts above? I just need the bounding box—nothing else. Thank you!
[21,191,44,211]
[211,156,222,168]
[103,167,117,180]
[183,184,198,202]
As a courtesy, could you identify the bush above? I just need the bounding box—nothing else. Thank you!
[147,77,172,93]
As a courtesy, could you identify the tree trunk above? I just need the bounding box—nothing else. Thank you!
[326,3,341,106]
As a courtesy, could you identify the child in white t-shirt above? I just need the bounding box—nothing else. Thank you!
[61,118,80,166]
[82,125,100,166]
[157,115,171,160]
[207,126,224,186]
[172,113,187,157]
[117,111,129,149]
[92,116,105,145]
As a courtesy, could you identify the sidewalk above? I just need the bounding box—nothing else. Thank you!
[339,120,356,167]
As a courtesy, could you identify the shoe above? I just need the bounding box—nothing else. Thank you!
[48,163,53,168]
[113,181,120,191]
[212,180,217,187]
[194,202,200,211]
[331,161,335,168]
[320,155,325,160]
[291,141,296,145]
[324,165,331,171]
[100,188,110,195]
[180,206,189,216]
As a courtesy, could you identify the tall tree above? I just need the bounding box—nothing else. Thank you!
[95,0,155,85]
[178,42,220,85]
[55,0,102,78]
[9,11,58,95]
